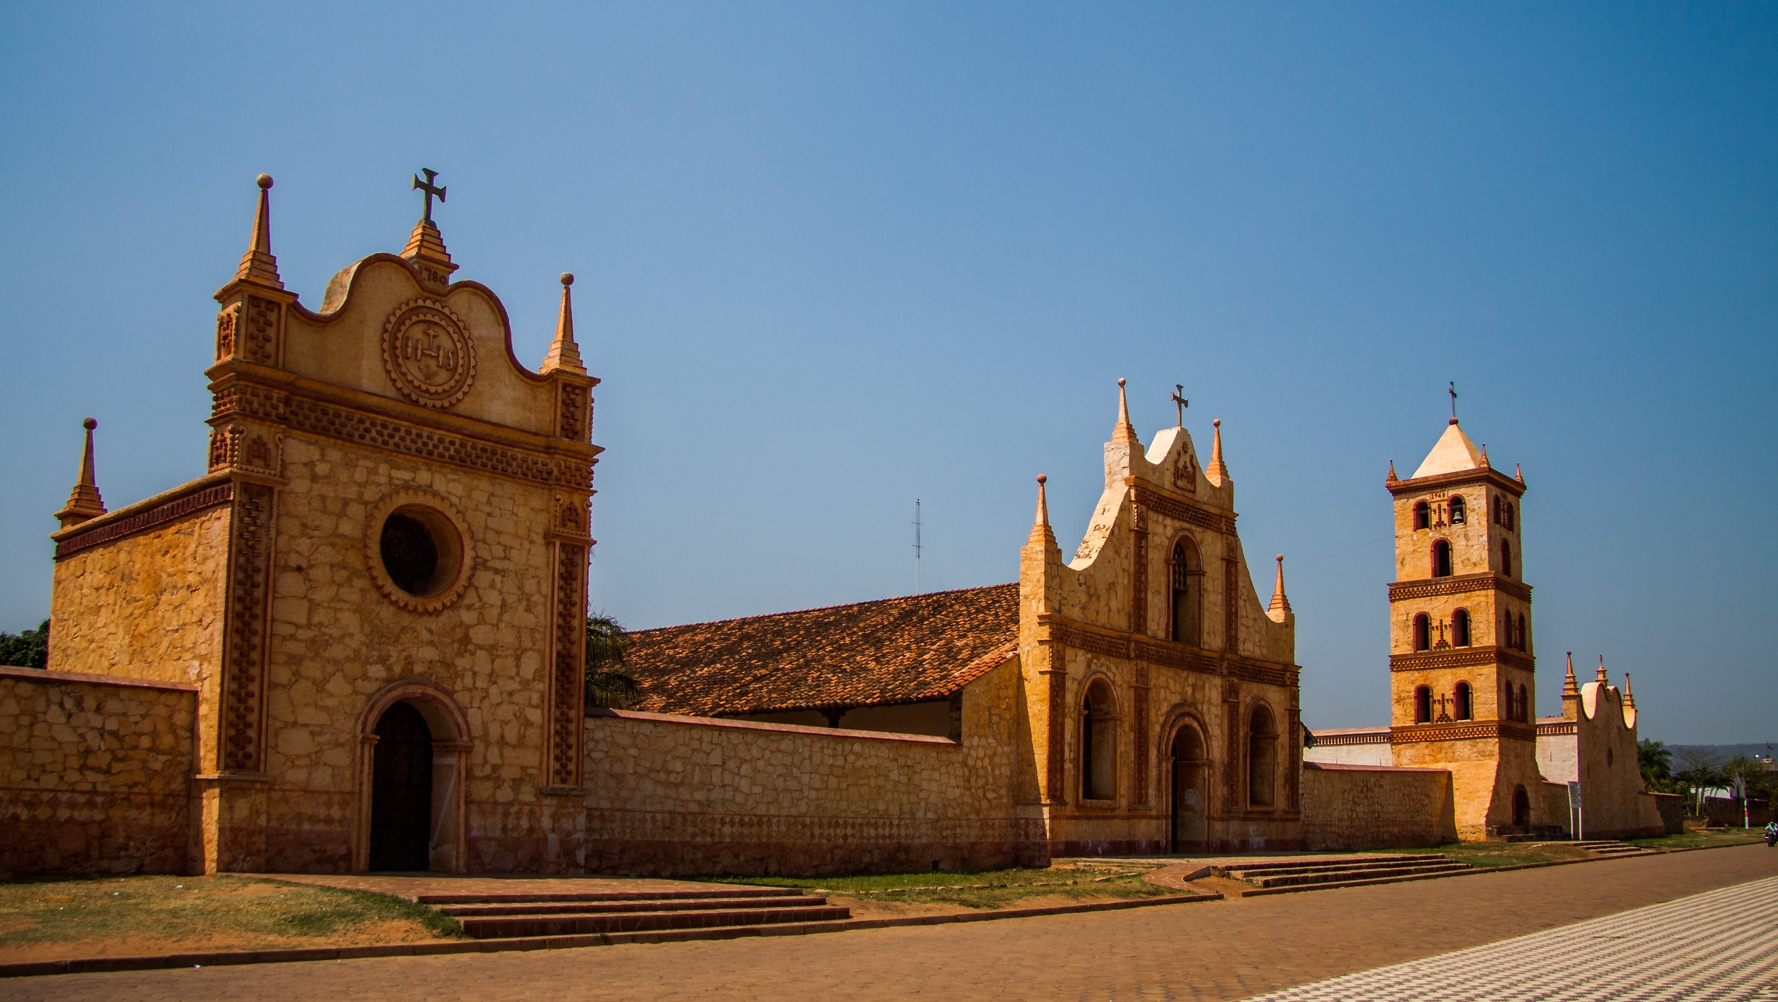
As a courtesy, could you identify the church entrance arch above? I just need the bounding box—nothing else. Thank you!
[355,679,472,873]
[369,702,432,871]
[1167,720,1208,853]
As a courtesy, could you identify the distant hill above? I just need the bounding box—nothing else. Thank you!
[1668,743,1777,760]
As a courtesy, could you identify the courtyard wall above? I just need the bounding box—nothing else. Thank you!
[581,660,1043,876]
[0,666,196,877]
[1300,761,1457,850]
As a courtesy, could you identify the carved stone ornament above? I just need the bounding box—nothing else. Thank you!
[363,488,475,614]
[1173,449,1197,492]
[381,298,477,409]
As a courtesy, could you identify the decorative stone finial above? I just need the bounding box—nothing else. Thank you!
[1562,652,1580,698]
[540,271,586,375]
[1515,462,1524,484]
[1386,459,1398,484]
[55,417,107,528]
[1480,443,1490,468]
[1206,418,1229,483]
[1112,378,1139,445]
[1595,655,1609,685]
[1269,554,1291,615]
[1028,474,1057,550]
[233,173,283,289]
[1623,672,1635,708]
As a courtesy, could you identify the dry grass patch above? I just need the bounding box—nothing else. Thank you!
[0,875,462,962]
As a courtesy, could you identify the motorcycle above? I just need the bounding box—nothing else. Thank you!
[1766,829,1777,847]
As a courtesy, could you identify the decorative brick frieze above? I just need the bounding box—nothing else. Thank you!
[549,542,587,789]
[1391,720,1537,745]
[557,384,589,442]
[1389,573,1532,603]
[1130,484,1237,536]
[53,482,234,560]
[1311,729,1390,747]
[1223,558,1239,653]
[1131,681,1150,807]
[1390,645,1535,673]
[220,481,276,773]
[1130,502,1148,636]
[1536,720,1577,736]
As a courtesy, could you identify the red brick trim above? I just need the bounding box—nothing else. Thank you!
[1390,646,1535,673]
[51,478,234,560]
[1389,573,1532,603]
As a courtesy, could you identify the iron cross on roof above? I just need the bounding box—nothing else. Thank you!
[1171,384,1189,428]
[411,168,446,223]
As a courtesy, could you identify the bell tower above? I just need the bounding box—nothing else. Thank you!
[1384,414,1544,838]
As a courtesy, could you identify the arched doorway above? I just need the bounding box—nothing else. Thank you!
[369,701,433,871]
[1169,724,1207,852]
[1511,785,1531,828]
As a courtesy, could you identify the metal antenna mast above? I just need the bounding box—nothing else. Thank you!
[913,499,923,594]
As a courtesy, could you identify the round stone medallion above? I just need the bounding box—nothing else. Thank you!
[381,298,476,408]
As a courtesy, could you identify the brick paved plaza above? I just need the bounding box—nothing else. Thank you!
[2,846,1772,1001]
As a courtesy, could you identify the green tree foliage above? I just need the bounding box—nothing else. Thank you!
[0,620,49,669]
[1638,739,1673,789]
[584,613,639,709]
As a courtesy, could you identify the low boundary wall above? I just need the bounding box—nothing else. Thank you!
[1301,762,1457,850]
[583,704,1043,877]
[0,666,196,877]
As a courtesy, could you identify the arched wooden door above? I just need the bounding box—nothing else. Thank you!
[1170,727,1206,852]
[369,701,433,871]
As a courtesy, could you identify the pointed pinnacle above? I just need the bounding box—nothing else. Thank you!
[1269,554,1291,615]
[1563,652,1579,697]
[541,272,586,374]
[55,417,107,527]
[1112,378,1139,445]
[1623,672,1636,707]
[1206,418,1229,482]
[1028,474,1058,550]
[1595,655,1609,684]
[233,174,283,289]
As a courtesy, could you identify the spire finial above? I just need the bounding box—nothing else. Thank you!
[1269,554,1291,615]
[1515,462,1524,484]
[1206,418,1229,482]
[1623,672,1635,708]
[1386,459,1398,483]
[1112,378,1139,445]
[401,169,459,288]
[1480,443,1490,468]
[1595,655,1609,684]
[540,272,586,375]
[1027,474,1057,549]
[55,418,107,528]
[1563,652,1579,697]
[233,174,284,289]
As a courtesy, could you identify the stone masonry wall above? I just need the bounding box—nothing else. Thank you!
[582,660,1042,877]
[0,667,196,877]
[1301,762,1457,850]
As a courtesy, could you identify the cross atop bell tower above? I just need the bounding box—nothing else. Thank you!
[402,167,458,290]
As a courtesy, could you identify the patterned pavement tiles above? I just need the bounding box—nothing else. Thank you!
[1243,874,1778,1002]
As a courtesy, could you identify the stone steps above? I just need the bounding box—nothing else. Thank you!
[427,888,849,940]
[1220,858,1472,890]
[1572,840,1656,858]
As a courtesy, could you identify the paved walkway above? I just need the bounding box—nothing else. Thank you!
[1249,872,1778,1001]
[2,845,1772,1001]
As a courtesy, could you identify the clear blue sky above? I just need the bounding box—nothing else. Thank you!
[1,3,1773,744]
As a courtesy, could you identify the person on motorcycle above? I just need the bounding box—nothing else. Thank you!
[1765,820,1777,846]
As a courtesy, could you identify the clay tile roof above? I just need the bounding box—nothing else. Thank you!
[625,583,1019,717]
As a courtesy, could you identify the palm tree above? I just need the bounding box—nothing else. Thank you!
[1638,739,1673,789]
[584,613,639,709]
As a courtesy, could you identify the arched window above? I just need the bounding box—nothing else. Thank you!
[1171,540,1199,646]
[1413,501,1430,530]
[1507,502,1516,532]
[1248,705,1278,807]
[1492,496,1503,525]
[1449,496,1465,524]
[1453,681,1472,721]
[1451,608,1471,647]
[1412,613,1431,652]
[1081,681,1116,802]
[1413,685,1432,724]
[1432,539,1453,577]
[1500,540,1513,578]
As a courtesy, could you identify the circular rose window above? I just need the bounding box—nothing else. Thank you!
[365,490,473,613]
